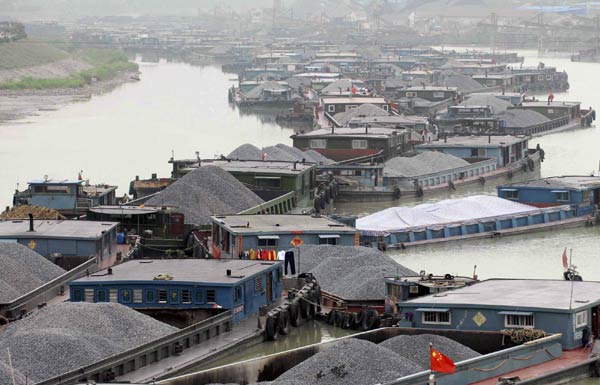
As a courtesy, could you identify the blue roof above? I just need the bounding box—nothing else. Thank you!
[28,179,82,185]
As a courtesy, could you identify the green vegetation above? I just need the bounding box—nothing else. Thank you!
[0,47,138,90]
[0,40,68,70]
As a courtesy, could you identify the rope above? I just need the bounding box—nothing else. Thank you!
[501,328,546,344]
[544,347,560,359]
[512,351,537,361]
[471,358,509,372]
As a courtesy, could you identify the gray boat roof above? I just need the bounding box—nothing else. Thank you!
[416,135,527,148]
[404,279,600,312]
[72,259,280,285]
[500,176,600,190]
[0,220,118,240]
[211,214,357,235]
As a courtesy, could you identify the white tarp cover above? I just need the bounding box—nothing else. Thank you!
[356,195,540,234]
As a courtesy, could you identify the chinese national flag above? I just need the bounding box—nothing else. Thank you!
[430,346,456,373]
[562,248,568,269]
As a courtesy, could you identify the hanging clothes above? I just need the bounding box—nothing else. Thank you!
[270,250,276,261]
[249,248,256,260]
[284,250,296,275]
[277,250,286,261]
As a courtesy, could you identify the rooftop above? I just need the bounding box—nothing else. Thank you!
[500,175,600,190]
[520,101,581,108]
[0,219,118,240]
[404,279,600,312]
[89,206,160,216]
[416,135,527,148]
[28,179,82,185]
[322,97,387,105]
[294,126,407,139]
[207,159,315,175]
[72,259,280,285]
[211,214,357,235]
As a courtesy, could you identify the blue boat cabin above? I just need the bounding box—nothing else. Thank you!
[70,259,283,325]
[498,176,600,217]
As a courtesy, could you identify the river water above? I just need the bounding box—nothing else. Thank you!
[2,50,600,381]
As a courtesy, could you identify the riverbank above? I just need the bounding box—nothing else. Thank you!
[0,69,138,123]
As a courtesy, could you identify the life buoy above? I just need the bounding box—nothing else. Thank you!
[528,158,535,171]
[444,273,454,280]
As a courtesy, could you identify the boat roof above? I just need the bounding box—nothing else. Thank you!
[0,219,118,240]
[71,259,280,285]
[415,135,527,148]
[211,214,357,235]
[322,97,387,105]
[500,175,600,190]
[404,279,600,312]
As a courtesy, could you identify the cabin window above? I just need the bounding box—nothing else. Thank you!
[433,92,445,99]
[233,286,243,302]
[575,311,588,328]
[538,75,544,81]
[524,76,531,82]
[471,148,486,157]
[583,191,592,203]
[319,235,339,245]
[182,289,191,304]
[146,290,156,303]
[73,288,83,302]
[255,176,281,189]
[486,79,496,86]
[97,290,108,302]
[409,285,419,294]
[257,237,278,247]
[352,140,368,149]
[84,288,94,302]
[548,109,554,114]
[345,104,358,111]
[546,74,552,80]
[195,290,204,303]
[121,289,132,303]
[133,289,143,303]
[505,314,534,328]
[255,277,264,294]
[422,311,451,325]
[207,290,216,303]
[109,289,118,302]
[158,289,167,303]
[170,290,179,303]
[327,105,335,113]
[310,139,327,149]
[382,104,389,111]
[504,190,519,200]
[406,92,417,98]
[555,191,570,202]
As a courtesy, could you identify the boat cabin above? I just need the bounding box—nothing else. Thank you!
[210,214,358,258]
[398,279,600,349]
[415,135,530,167]
[69,259,283,325]
[498,176,600,217]
[400,85,458,102]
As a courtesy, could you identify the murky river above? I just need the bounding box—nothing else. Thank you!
[2,49,600,380]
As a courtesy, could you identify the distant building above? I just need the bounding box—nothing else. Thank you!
[70,259,283,325]
[210,214,359,258]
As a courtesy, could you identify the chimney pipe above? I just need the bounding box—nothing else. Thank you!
[28,213,34,232]
[365,124,369,134]
[108,267,113,275]
[151,173,157,179]
[488,135,491,144]
[293,161,297,170]
[444,135,447,143]
[226,269,232,276]
[331,126,334,134]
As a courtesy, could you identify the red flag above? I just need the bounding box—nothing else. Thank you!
[351,86,357,95]
[562,248,568,269]
[430,345,456,373]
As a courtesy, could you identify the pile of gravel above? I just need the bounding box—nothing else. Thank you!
[379,334,480,369]
[145,166,264,225]
[0,243,65,303]
[227,143,334,165]
[0,302,177,384]
[296,245,416,300]
[384,152,469,178]
[275,338,424,385]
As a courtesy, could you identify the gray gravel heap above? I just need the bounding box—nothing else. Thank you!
[439,71,484,93]
[227,143,334,165]
[0,243,65,303]
[0,302,177,385]
[462,94,512,113]
[384,151,469,178]
[146,166,264,225]
[296,245,416,300]
[275,338,424,385]
[379,334,480,369]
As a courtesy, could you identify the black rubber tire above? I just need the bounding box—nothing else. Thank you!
[265,315,279,341]
[341,313,351,329]
[361,309,379,331]
[278,310,290,335]
[289,301,300,327]
[308,301,316,319]
[326,310,336,325]
[313,285,322,313]
[334,311,345,327]
[355,310,365,327]
[300,296,310,319]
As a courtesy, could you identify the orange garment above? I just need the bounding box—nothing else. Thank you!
[249,249,256,260]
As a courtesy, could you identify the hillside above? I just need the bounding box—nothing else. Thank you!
[0,40,69,70]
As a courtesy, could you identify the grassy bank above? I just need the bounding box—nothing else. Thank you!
[0,48,138,90]
[0,40,69,70]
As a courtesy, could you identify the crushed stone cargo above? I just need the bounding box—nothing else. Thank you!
[384,151,470,178]
[145,166,264,225]
[0,242,65,303]
[275,338,424,385]
[296,245,416,300]
[0,204,65,220]
[0,302,177,385]
[379,334,481,368]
